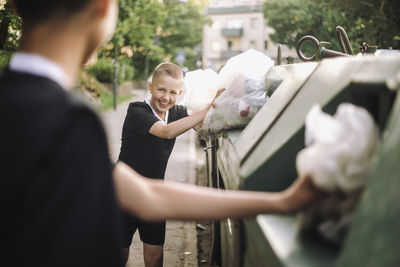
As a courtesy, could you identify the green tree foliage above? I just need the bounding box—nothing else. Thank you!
[0,1,21,51]
[160,0,210,69]
[328,0,400,49]
[0,1,21,72]
[0,0,209,78]
[264,0,400,54]
[114,0,166,58]
[98,0,167,81]
[99,0,209,79]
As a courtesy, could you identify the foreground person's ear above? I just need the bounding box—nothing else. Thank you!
[96,0,118,42]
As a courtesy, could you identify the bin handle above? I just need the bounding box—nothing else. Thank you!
[336,26,353,55]
[296,35,320,61]
[297,35,351,62]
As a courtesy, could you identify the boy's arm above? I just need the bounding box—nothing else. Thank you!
[149,106,209,139]
[112,162,325,221]
[149,88,225,139]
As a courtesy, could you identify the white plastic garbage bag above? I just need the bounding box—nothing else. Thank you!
[219,49,274,89]
[296,103,380,193]
[180,68,223,115]
[296,103,380,246]
[199,50,274,138]
[201,74,267,132]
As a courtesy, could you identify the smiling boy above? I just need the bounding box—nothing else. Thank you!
[118,62,215,267]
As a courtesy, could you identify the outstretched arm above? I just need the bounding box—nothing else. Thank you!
[149,106,209,139]
[113,162,325,221]
[149,88,225,139]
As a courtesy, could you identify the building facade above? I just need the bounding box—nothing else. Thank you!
[202,0,296,70]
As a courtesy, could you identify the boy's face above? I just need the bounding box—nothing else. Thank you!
[149,74,182,116]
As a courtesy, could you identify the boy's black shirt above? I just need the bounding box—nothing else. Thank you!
[118,101,188,179]
[0,70,123,266]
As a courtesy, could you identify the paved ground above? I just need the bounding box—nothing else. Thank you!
[100,89,199,267]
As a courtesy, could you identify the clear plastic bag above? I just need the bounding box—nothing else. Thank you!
[202,74,267,131]
[198,50,274,139]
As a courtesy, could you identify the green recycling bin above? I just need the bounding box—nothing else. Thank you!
[205,54,400,267]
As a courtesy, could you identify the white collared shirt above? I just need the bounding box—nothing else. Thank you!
[145,99,169,124]
[9,52,69,89]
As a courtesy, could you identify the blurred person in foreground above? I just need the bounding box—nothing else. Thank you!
[0,0,325,266]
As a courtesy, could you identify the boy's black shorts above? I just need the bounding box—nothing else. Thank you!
[122,214,166,247]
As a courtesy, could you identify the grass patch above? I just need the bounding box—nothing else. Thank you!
[98,92,133,112]
[76,69,135,112]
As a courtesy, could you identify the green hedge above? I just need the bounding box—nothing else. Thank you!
[86,58,134,84]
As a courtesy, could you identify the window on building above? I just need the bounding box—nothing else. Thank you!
[227,40,233,50]
[211,41,221,52]
[264,40,268,50]
[250,18,258,29]
[250,40,257,49]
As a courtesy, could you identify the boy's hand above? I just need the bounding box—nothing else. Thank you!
[281,175,328,213]
[211,88,225,108]
[214,88,225,100]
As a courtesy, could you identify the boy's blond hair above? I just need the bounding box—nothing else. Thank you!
[152,62,183,84]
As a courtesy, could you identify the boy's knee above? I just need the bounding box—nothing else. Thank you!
[143,244,163,267]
